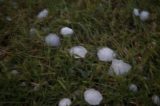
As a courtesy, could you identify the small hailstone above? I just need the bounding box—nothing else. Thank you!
[31,83,40,91]
[60,27,74,37]
[33,85,39,91]
[143,76,148,80]
[58,98,72,106]
[20,82,26,87]
[37,9,48,20]
[84,88,103,105]
[140,11,150,21]
[45,33,60,47]
[69,46,87,58]
[152,95,160,106]
[129,84,138,92]
[133,8,140,16]
[109,59,132,76]
[97,47,116,62]
[11,70,19,75]
[6,16,12,21]
[29,27,37,35]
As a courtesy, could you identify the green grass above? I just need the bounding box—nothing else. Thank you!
[0,0,160,105]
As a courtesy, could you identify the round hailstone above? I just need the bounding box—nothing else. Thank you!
[29,27,37,36]
[58,98,72,106]
[69,46,87,58]
[11,70,19,75]
[6,16,12,21]
[140,11,150,21]
[20,82,26,87]
[37,9,48,20]
[129,84,138,92]
[152,95,160,106]
[133,8,140,16]
[33,84,40,91]
[109,59,132,76]
[60,27,74,37]
[97,47,116,62]
[84,88,103,105]
[45,33,60,47]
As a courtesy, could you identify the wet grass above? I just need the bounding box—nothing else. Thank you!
[0,0,160,105]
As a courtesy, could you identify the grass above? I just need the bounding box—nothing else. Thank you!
[0,0,160,105]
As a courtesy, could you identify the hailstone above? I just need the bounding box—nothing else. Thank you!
[6,16,12,21]
[109,59,132,76]
[140,11,150,21]
[60,27,74,37]
[29,27,37,35]
[58,98,72,106]
[11,70,19,75]
[69,46,87,58]
[129,84,138,92]
[45,33,60,47]
[152,95,160,106]
[20,82,26,87]
[133,8,140,16]
[37,9,48,20]
[97,47,116,62]
[84,88,103,105]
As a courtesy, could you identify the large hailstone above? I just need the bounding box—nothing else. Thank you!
[37,9,48,20]
[45,33,60,47]
[152,95,160,106]
[84,88,103,105]
[58,98,72,106]
[133,8,140,16]
[109,59,132,76]
[60,27,74,37]
[97,47,116,62]
[129,84,138,92]
[140,11,150,21]
[69,46,87,58]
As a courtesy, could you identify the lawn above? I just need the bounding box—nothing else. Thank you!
[0,0,160,106]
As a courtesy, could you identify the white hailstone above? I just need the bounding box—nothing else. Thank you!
[97,47,116,62]
[129,84,138,92]
[109,59,132,76]
[60,27,74,37]
[140,11,150,21]
[20,82,26,87]
[69,46,87,58]
[29,27,37,35]
[33,84,40,91]
[6,16,12,21]
[133,8,140,16]
[152,95,160,106]
[11,70,19,75]
[37,9,48,20]
[84,88,103,105]
[45,33,60,47]
[58,98,72,106]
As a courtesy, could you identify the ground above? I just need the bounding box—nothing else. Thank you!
[0,0,160,106]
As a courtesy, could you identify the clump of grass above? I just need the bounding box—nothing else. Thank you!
[0,0,160,105]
